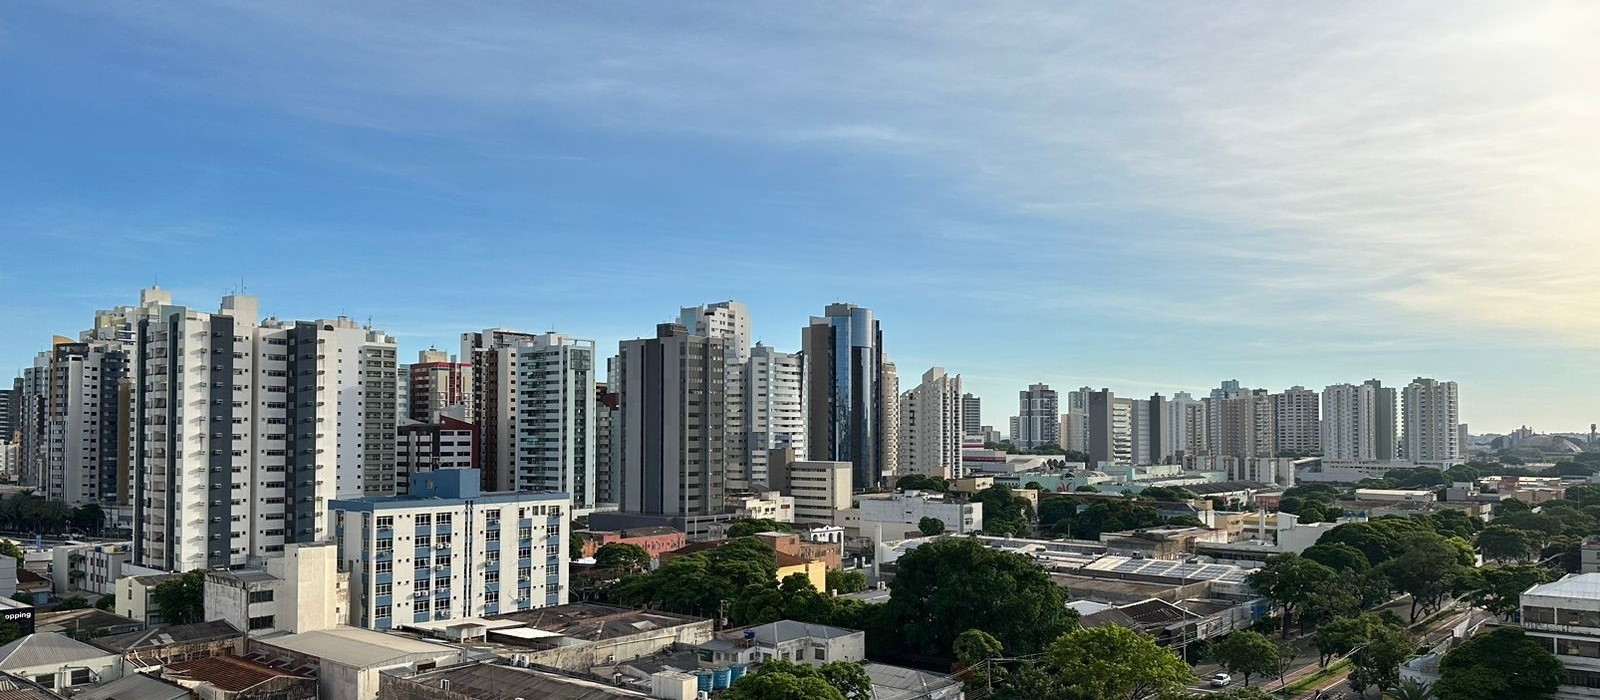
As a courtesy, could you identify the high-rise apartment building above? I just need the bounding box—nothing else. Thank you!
[593,379,620,508]
[617,324,731,516]
[462,329,597,509]
[1166,392,1205,458]
[1403,377,1460,464]
[1206,380,1246,452]
[899,367,964,479]
[803,303,888,490]
[961,393,982,439]
[1016,383,1060,449]
[332,468,570,629]
[396,416,479,488]
[742,343,805,489]
[1272,386,1321,456]
[0,379,18,442]
[1209,388,1275,461]
[1061,410,1088,454]
[1322,383,1379,462]
[1131,394,1170,466]
[1087,389,1115,466]
[41,339,130,505]
[133,289,398,571]
[679,301,753,487]
[407,349,472,422]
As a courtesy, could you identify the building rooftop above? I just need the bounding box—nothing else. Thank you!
[863,662,963,700]
[404,662,650,699]
[73,671,190,700]
[165,655,305,693]
[257,626,458,668]
[475,603,706,647]
[1184,481,1270,496]
[32,609,144,637]
[207,568,277,585]
[744,620,861,644]
[92,620,241,653]
[1525,573,1600,600]
[131,574,178,587]
[0,676,63,700]
[616,526,680,538]
[0,633,114,671]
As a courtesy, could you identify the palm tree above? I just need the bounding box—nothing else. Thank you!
[1383,679,1436,700]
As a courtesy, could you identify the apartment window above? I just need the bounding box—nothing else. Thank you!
[517,566,531,579]
[813,648,826,661]
[376,583,392,597]
[486,570,500,583]
[376,516,393,528]
[376,538,393,552]
[415,514,431,527]
[70,669,92,686]
[375,560,392,574]
[518,526,532,540]
[437,513,452,525]
[34,675,54,689]
[248,615,275,631]
[416,599,431,613]
[248,590,274,603]
[517,546,532,559]
[437,534,452,548]
[416,535,431,548]
[375,605,391,619]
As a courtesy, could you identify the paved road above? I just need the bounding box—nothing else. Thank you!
[1187,600,1493,698]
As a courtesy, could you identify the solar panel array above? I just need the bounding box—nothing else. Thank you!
[1097,557,1250,583]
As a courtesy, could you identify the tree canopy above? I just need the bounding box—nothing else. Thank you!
[151,570,206,625]
[1435,628,1562,700]
[593,543,651,574]
[1043,625,1193,700]
[882,538,1078,660]
[1211,631,1283,686]
[917,517,946,536]
[1245,553,1339,636]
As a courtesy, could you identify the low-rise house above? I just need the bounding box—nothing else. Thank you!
[380,661,654,700]
[726,492,796,523]
[92,620,243,667]
[0,632,124,691]
[401,603,713,674]
[164,655,315,700]
[576,526,687,562]
[699,620,865,667]
[32,609,143,639]
[249,625,465,700]
[74,670,192,700]
[52,542,156,597]
[865,662,964,700]
[115,574,177,625]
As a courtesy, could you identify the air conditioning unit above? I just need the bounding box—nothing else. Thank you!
[433,564,445,571]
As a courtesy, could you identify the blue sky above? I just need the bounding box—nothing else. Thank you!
[3,2,1597,432]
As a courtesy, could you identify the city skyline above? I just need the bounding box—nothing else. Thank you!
[5,3,1598,432]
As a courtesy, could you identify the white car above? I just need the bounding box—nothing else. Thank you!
[1209,673,1232,687]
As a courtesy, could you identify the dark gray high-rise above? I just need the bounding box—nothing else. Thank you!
[803,303,886,491]
[617,324,731,516]
[1087,389,1115,467]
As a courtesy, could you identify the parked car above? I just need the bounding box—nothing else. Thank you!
[1209,673,1232,687]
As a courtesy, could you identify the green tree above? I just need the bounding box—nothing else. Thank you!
[1476,525,1540,563]
[1245,553,1338,637]
[52,596,90,611]
[1379,531,1477,622]
[883,538,1078,659]
[1138,486,1196,502]
[1315,615,1374,668]
[953,628,1004,686]
[724,659,866,700]
[727,519,793,538]
[1037,497,1078,527]
[1385,678,1438,700]
[976,485,1035,536]
[818,662,873,700]
[1301,542,1371,573]
[1211,631,1281,686]
[569,531,585,561]
[917,517,946,536]
[151,570,206,625]
[896,474,949,493]
[721,672,846,700]
[825,569,867,594]
[1434,628,1562,700]
[1468,564,1558,619]
[593,543,651,574]
[1347,620,1413,696]
[94,595,116,611]
[1044,625,1193,700]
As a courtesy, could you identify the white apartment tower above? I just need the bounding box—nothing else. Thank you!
[1403,377,1460,464]
[743,343,805,489]
[1272,386,1321,456]
[898,367,965,479]
[1016,383,1060,449]
[1166,392,1206,458]
[880,360,900,479]
[332,468,570,629]
[1322,383,1378,462]
[462,329,597,511]
[134,290,398,571]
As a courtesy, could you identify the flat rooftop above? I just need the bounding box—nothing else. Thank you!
[258,625,459,667]
[404,661,651,699]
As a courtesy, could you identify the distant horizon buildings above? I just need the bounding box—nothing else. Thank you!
[899,366,964,479]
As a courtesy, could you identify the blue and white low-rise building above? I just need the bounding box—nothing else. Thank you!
[331,468,569,630]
